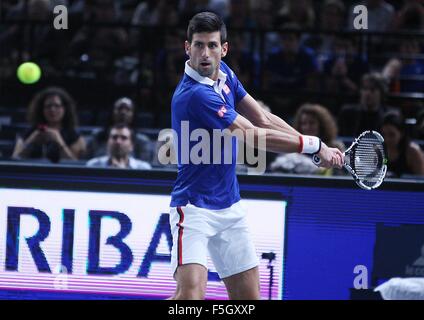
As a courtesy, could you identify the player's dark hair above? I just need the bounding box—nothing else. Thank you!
[187,11,227,43]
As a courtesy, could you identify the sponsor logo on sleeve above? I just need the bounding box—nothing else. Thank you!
[217,106,227,118]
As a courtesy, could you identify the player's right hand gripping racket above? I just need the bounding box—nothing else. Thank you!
[312,130,388,190]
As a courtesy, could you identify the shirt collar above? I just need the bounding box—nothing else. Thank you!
[107,156,132,168]
[184,60,227,86]
[128,157,137,168]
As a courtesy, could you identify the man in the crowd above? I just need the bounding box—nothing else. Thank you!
[86,123,151,169]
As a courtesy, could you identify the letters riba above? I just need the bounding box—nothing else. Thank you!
[4,206,174,277]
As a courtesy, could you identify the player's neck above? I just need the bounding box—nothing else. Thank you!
[210,69,219,81]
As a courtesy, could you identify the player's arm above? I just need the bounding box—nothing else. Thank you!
[237,93,300,136]
[228,114,344,168]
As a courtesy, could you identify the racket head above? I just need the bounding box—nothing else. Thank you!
[344,130,388,190]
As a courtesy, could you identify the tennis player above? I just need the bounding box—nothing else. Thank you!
[169,12,344,300]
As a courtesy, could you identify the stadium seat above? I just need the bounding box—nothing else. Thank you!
[0,124,30,140]
[0,140,15,159]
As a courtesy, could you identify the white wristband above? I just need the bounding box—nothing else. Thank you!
[299,135,321,155]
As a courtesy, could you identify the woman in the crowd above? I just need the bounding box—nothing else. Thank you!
[270,103,345,175]
[294,103,345,150]
[381,111,424,177]
[12,87,86,162]
[414,109,424,140]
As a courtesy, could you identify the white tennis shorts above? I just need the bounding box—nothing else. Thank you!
[169,201,259,279]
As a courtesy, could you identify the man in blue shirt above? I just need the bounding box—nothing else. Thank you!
[169,12,343,300]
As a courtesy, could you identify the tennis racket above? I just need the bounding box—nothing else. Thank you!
[312,130,388,190]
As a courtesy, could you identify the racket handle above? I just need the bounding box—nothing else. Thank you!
[312,154,321,166]
[312,153,348,167]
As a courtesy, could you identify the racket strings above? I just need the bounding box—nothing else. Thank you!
[352,135,386,188]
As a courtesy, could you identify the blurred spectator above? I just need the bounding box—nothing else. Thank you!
[176,0,231,22]
[87,123,151,169]
[348,0,395,31]
[68,0,128,76]
[322,35,369,95]
[66,0,85,26]
[0,0,69,73]
[276,0,315,29]
[151,128,177,169]
[1,0,52,44]
[132,0,161,26]
[226,0,254,28]
[414,109,424,140]
[294,103,345,150]
[381,111,424,177]
[304,0,347,54]
[154,29,187,117]
[383,37,424,94]
[338,73,392,137]
[250,0,281,54]
[12,87,86,162]
[320,0,347,31]
[156,0,180,27]
[85,97,153,162]
[129,0,160,53]
[155,30,187,89]
[0,0,21,19]
[209,0,230,20]
[130,1,179,85]
[270,103,345,175]
[224,32,259,87]
[392,0,424,31]
[179,0,231,25]
[132,0,179,27]
[264,23,318,91]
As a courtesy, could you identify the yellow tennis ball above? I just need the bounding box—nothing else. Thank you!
[17,62,42,84]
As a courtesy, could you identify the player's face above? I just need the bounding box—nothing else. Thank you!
[185,31,228,80]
